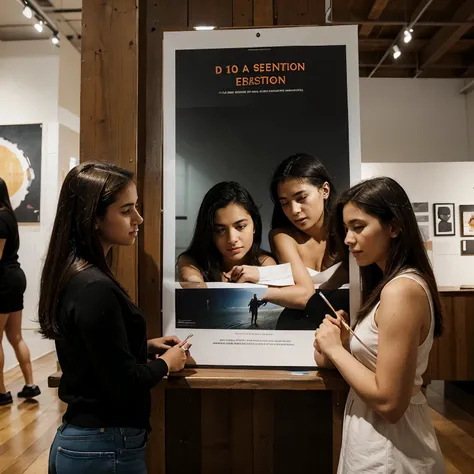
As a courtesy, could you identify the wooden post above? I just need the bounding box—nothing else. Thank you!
[80,0,140,300]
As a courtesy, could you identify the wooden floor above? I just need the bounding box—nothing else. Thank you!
[1,354,474,473]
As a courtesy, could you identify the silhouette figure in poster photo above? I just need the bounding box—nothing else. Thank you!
[248,293,267,327]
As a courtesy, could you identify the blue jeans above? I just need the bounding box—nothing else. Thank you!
[48,423,148,474]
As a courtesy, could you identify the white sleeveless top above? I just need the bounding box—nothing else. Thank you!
[349,270,435,388]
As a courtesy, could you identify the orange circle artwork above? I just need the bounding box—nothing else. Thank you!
[0,139,34,211]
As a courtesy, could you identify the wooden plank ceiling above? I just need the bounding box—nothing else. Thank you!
[330,0,474,78]
[187,0,474,78]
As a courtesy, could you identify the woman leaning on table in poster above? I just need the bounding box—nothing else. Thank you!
[314,177,446,473]
[177,181,277,284]
[39,162,190,474]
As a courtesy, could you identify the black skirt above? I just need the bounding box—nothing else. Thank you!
[0,265,27,313]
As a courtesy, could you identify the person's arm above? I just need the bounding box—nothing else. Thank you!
[0,239,5,261]
[263,231,315,309]
[177,254,205,283]
[317,278,427,423]
[74,282,170,398]
[222,253,277,283]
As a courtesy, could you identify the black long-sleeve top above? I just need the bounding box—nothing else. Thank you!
[55,266,168,430]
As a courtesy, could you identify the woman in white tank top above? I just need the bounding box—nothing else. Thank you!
[314,177,446,473]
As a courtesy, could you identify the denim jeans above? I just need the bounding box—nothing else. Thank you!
[48,423,148,474]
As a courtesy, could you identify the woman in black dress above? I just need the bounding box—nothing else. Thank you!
[0,177,40,405]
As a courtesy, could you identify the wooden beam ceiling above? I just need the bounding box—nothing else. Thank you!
[417,0,474,74]
[359,0,390,37]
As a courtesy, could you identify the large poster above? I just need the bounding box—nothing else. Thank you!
[0,124,42,223]
[163,27,361,368]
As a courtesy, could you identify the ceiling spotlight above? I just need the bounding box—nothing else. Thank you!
[392,45,401,59]
[22,6,33,19]
[51,35,59,45]
[403,29,412,43]
[193,26,215,31]
[34,21,43,33]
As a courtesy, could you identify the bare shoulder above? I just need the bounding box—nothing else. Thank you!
[258,253,277,266]
[177,254,199,269]
[378,275,429,329]
[381,275,427,302]
[269,227,298,245]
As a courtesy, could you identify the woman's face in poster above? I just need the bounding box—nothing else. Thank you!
[277,178,329,232]
[213,203,255,263]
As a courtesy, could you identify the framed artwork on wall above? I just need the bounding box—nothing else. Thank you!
[461,240,474,256]
[459,205,474,237]
[433,203,455,236]
[412,202,429,213]
[0,124,42,223]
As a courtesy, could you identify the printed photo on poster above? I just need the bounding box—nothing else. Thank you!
[162,26,361,368]
[433,203,455,236]
[0,124,42,223]
[459,205,474,237]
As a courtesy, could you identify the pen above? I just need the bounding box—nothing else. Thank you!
[319,293,377,357]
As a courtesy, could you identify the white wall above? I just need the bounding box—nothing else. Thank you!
[0,41,60,370]
[466,88,474,161]
[362,162,474,287]
[360,78,470,163]
[58,37,80,133]
[58,125,79,188]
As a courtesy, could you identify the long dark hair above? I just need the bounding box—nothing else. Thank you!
[180,181,268,282]
[38,161,134,339]
[270,153,336,230]
[331,177,443,337]
[0,177,19,253]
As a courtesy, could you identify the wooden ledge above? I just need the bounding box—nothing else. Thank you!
[48,368,347,391]
[439,286,474,294]
[165,367,348,391]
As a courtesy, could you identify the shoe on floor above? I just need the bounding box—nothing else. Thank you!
[18,385,41,398]
[0,392,13,405]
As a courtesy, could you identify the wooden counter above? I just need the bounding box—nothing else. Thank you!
[166,367,348,390]
[426,290,474,382]
[150,367,348,474]
[49,368,348,474]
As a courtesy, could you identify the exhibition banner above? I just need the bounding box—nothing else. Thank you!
[162,26,361,367]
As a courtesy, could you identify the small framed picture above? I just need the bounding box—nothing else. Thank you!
[459,205,474,237]
[412,202,429,213]
[461,240,474,256]
[433,203,455,236]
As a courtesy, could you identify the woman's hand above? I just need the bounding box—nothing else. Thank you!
[314,315,343,357]
[223,265,260,283]
[332,310,350,345]
[147,335,180,355]
[159,342,191,373]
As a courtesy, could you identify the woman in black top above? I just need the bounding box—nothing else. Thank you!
[0,177,40,405]
[39,162,190,474]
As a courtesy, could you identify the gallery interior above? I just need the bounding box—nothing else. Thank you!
[0,0,474,473]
